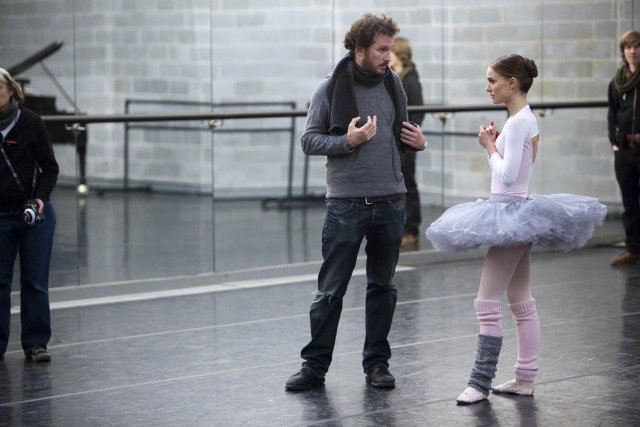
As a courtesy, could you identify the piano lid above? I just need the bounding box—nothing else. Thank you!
[6,41,81,113]
[7,41,64,76]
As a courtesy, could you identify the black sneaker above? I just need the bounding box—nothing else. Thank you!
[285,368,325,391]
[24,347,51,362]
[365,366,395,388]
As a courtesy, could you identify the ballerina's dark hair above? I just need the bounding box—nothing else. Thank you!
[490,54,538,94]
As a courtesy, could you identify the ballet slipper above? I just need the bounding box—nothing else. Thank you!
[456,387,488,404]
[492,379,534,396]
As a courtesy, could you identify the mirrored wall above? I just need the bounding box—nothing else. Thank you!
[0,0,636,288]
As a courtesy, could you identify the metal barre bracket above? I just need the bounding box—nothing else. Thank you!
[65,122,86,136]
[207,119,222,129]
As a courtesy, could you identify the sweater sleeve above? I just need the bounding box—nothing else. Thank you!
[488,117,528,187]
[301,79,352,156]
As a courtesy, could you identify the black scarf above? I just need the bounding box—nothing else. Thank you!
[327,52,407,145]
[614,64,640,94]
[0,99,18,131]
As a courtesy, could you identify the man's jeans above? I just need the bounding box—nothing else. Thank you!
[301,197,405,375]
[0,202,56,354]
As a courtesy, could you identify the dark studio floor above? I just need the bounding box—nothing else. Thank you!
[0,187,638,426]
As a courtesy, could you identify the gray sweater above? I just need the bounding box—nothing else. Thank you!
[301,77,407,199]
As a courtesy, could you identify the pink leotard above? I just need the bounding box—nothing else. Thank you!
[488,105,539,198]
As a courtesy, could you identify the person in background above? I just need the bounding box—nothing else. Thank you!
[0,67,59,362]
[426,54,606,404]
[390,37,425,248]
[609,30,640,266]
[285,13,427,391]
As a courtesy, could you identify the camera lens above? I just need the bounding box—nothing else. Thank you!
[22,208,36,225]
[21,200,44,225]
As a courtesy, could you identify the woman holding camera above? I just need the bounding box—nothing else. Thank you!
[0,67,59,362]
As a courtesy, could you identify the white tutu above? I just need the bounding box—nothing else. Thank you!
[425,193,607,253]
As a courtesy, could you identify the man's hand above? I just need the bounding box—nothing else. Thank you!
[400,121,427,151]
[346,115,377,149]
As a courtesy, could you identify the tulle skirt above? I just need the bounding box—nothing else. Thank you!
[425,193,607,253]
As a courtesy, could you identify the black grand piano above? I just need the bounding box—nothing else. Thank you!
[7,41,88,194]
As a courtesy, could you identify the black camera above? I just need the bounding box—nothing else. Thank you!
[21,199,45,225]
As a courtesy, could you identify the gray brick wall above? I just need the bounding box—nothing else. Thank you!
[0,0,638,205]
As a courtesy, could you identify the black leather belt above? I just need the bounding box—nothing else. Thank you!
[336,194,405,205]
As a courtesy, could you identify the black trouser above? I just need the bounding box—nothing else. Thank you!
[400,151,421,236]
[614,147,640,253]
[300,198,403,375]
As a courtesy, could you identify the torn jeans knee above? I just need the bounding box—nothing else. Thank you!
[312,291,337,305]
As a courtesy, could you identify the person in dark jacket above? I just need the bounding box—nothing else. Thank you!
[609,31,640,266]
[390,37,426,248]
[0,67,59,362]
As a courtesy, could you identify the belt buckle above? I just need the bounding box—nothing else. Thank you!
[364,197,374,205]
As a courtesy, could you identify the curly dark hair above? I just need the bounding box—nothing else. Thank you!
[343,13,399,53]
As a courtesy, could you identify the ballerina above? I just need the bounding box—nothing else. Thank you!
[426,54,607,404]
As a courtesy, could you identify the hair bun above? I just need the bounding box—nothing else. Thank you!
[524,58,538,78]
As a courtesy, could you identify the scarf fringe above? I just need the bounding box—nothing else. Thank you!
[614,65,640,94]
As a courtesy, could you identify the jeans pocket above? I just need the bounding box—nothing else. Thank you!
[389,197,406,212]
[326,199,355,214]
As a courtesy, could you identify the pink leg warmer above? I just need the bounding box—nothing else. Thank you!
[474,299,503,337]
[510,298,539,382]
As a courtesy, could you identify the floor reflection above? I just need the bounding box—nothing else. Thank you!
[0,362,12,424]
[462,399,500,427]
[361,386,397,426]
[295,387,341,426]
[20,362,53,426]
[0,360,53,427]
[52,187,447,288]
[610,265,640,425]
[24,187,337,288]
